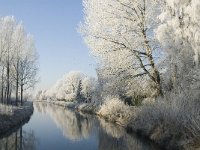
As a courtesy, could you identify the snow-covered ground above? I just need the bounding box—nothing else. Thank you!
[0,102,33,136]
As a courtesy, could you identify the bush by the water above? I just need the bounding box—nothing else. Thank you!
[97,97,137,126]
[129,90,200,149]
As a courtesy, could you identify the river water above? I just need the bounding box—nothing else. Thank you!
[0,102,160,150]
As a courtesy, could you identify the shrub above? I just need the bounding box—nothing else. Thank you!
[97,96,137,126]
[129,90,200,149]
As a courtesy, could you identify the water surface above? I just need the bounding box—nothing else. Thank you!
[0,102,160,150]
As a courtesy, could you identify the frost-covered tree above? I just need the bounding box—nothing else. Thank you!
[40,71,98,103]
[0,16,38,105]
[0,16,16,104]
[43,71,82,101]
[35,90,47,101]
[80,0,163,96]
[63,71,85,95]
[11,22,26,106]
[18,36,38,105]
[81,76,98,103]
[156,0,200,91]
[76,80,84,103]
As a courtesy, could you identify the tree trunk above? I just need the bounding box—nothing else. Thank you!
[148,53,163,96]
[20,84,23,106]
[9,85,12,104]
[143,31,163,96]
[4,87,7,104]
[16,81,18,106]
[16,70,19,106]
[139,0,163,97]
[149,55,163,96]
[6,62,10,104]
[1,67,4,104]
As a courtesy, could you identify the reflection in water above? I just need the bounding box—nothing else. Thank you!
[34,102,96,141]
[98,118,160,150]
[0,102,160,150]
[98,118,126,138]
[0,127,36,150]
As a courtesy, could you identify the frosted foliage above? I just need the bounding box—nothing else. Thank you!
[98,97,134,125]
[35,90,47,100]
[130,90,200,149]
[165,0,190,7]
[99,97,128,115]
[81,0,160,56]
[156,0,200,64]
[81,77,98,102]
[80,0,165,97]
[0,16,38,103]
[0,16,33,60]
[0,16,16,59]
[38,71,98,102]
[46,71,84,101]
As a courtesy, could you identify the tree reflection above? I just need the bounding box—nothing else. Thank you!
[0,127,36,150]
[98,118,160,150]
[34,102,96,141]
[33,102,160,150]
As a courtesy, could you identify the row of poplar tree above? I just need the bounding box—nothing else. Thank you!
[0,16,38,106]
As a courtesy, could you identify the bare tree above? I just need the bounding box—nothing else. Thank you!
[18,36,38,105]
[0,16,38,105]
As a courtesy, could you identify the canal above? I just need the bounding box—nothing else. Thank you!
[0,102,160,150]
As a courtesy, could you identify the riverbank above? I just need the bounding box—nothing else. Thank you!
[35,100,137,126]
[0,101,33,137]
[34,100,198,150]
[86,101,200,150]
[34,100,136,127]
[126,100,200,150]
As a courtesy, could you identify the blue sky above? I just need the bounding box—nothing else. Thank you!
[0,0,96,90]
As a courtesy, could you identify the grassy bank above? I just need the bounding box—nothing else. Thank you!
[127,92,200,150]
[0,101,34,137]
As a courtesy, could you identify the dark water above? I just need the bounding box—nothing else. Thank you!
[0,102,160,150]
